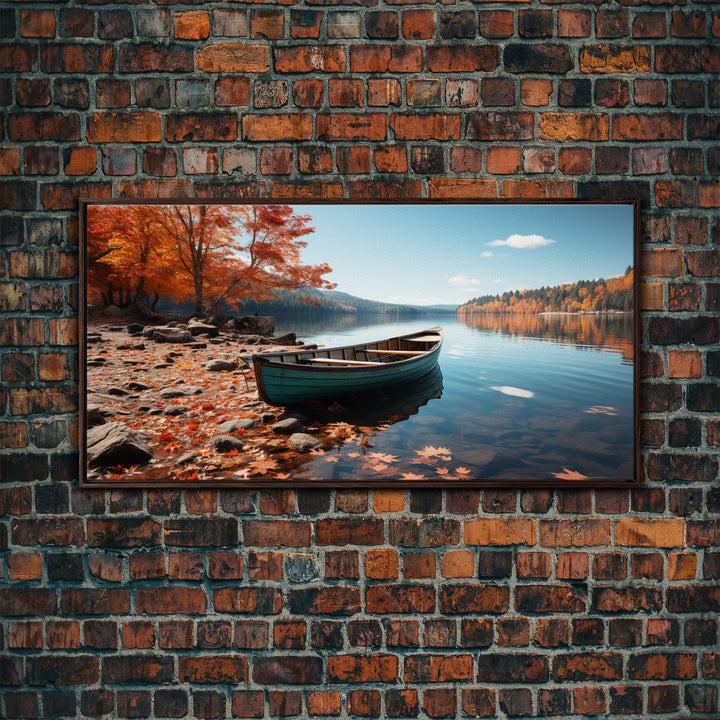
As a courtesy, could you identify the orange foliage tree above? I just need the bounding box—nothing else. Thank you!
[86,204,335,315]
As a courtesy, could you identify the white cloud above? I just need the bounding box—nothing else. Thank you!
[490,385,535,399]
[487,234,556,249]
[449,274,479,287]
[481,251,494,258]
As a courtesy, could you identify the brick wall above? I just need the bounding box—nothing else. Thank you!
[1,0,719,718]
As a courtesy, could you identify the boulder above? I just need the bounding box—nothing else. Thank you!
[272,332,297,346]
[176,451,197,466]
[272,417,304,434]
[101,305,125,318]
[87,421,154,468]
[217,419,255,433]
[205,358,238,372]
[289,433,322,453]
[86,404,106,427]
[127,323,145,335]
[188,321,219,338]
[152,327,194,344]
[211,435,245,452]
[164,405,188,416]
[234,316,275,336]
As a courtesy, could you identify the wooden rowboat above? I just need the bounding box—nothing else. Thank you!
[252,326,443,406]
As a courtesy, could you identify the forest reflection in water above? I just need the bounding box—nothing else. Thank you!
[458,312,634,363]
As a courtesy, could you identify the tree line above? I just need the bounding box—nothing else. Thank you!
[458,268,633,316]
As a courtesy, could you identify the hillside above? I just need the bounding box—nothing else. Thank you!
[221,288,442,317]
[458,268,633,315]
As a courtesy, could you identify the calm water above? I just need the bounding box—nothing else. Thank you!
[273,313,635,482]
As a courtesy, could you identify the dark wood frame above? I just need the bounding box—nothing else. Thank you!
[79,198,641,489]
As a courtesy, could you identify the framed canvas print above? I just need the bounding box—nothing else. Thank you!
[79,199,640,488]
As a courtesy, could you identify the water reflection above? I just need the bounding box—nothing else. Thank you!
[458,313,633,363]
[301,365,444,430]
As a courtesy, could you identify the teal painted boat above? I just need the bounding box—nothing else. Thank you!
[252,326,443,406]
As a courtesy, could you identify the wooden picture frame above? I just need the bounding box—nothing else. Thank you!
[79,198,640,488]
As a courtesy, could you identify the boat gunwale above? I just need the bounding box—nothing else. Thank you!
[252,326,443,373]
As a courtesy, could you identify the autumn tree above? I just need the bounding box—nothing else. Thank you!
[87,204,335,316]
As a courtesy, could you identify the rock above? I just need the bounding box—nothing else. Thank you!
[133,343,145,350]
[87,404,106,427]
[164,405,188,416]
[142,326,156,338]
[127,323,144,335]
[217,419,255,433]
[205,358,238,372]
[289,433,322,453]
[87,421,153,468]
[106,386,129,396]
[272,417,304,434]
[87,333,103,344]
[176,452,197,466]
[211,435,245,452]
[101,305,125,318]
[272,332,297,346]
[152,327,194,344]
[188,321,219,338]
[234,316,275,336]
[188,341,207,349]
[127,381,152,391]
[159,388,188,399]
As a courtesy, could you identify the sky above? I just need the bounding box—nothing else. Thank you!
[291,203,636,307]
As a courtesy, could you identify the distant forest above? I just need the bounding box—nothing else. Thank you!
[159,287,432,318]
[458,268,633,315]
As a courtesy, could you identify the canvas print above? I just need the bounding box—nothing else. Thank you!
[80,200,638,487]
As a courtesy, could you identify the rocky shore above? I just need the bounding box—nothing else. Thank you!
[85,313,342,483]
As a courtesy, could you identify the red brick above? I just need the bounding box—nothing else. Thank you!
[243,114,312,142]
[20,10,56,38]
[9,113,79,142]
[403,10,435,38]
[60,589,130,616]
[179,656,247,683]
[214,588,282,614]
[215,77,250,107]
[336,146,371,174]
[615,518,684,547]
[346,689,381,716]
[242,519,311,546]
[366,585,434,614]
[424,688,456,718]
[175,11,209,40]
[307,691,341,716]
[251,10,284,39]
[478,10,513,38]
[254,656,322,684]
[275,46,345,73]
[439,585,510,614]
[136,588,206,615]
[580,44,651,73]
[465,517,535,546]
[293,78,324,108]
[195,44,269,73]
[462,688,496,717]
[428,45,498,72]
[540,519,610,546]
[317,113,386,142]
[373,146,407,173]
[367,78,401,107]
[87,112,160,143]
[559,9,591,37]
[405,655,473,683]
[231,691,264,718]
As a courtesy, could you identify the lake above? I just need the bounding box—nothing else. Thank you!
[274,312,635,483]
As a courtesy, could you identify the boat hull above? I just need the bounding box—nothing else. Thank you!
[252,327,442,406]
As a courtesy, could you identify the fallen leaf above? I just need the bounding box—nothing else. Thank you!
[552,467,589,480]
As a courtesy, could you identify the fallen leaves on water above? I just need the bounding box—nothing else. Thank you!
[552,467,589,480]
[585,405,617,416]
[248,458,278,476]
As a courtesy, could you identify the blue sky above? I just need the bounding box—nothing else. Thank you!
[290,203,635,307]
